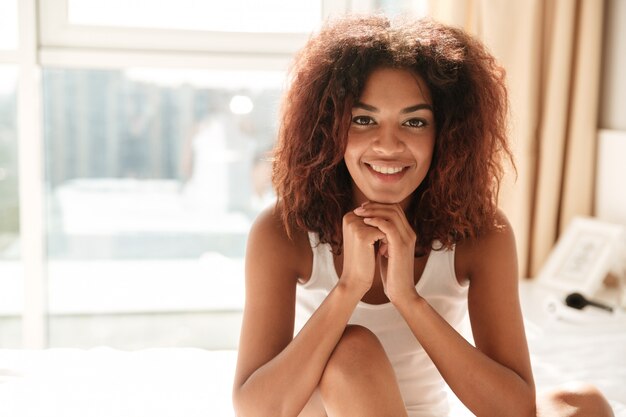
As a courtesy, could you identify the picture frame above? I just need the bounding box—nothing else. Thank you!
[536,216,626,296]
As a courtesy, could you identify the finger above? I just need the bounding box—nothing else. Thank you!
[358,202,407,224]
[362,216,414,260]
[367,228,387,246]
[379,242,389,258]
[390,203,413,233]
[362,217,401,245]
[357,204,415,244]
[354,202,399,213]
[358,222,387,246]
[344,212,387,249]
[355,204,409,236]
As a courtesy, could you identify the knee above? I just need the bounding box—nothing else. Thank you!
[539,382,614,417]
[321,325,386,382]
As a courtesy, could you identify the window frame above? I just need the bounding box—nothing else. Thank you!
[39,0,351,54]
[16,0,46,349]
[0,51,19,63]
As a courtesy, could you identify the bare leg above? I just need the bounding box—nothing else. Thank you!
[298,389,326,417]
[317,325,408,417]
[537,382,615,417]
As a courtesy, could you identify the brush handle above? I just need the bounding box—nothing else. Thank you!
[565,292,614,312]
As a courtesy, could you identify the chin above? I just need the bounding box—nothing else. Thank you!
[365,192,411,205]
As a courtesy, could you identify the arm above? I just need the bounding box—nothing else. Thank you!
[358,206,536,417]
[232,207,382,417]
[396,246,536,417]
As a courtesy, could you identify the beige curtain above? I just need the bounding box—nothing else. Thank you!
[428,0,605,277]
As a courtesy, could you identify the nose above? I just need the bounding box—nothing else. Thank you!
[372,126,404,155]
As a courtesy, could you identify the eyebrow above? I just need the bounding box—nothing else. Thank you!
[353,101,434,113]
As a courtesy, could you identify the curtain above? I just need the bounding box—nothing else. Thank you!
[428,0,605,277]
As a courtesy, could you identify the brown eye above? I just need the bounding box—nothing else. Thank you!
[352,116,375,126]
[403,118,426,128]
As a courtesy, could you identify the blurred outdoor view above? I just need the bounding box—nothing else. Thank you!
[43,68,281,261]
[0,66,284,348]
[0,67,18,259]
[41,68,282,348]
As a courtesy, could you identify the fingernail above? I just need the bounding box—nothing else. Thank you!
[354,207,364,214]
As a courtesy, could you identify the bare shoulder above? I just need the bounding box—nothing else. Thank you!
[455,209,518,282]
[234,205,312,388]
[457,211,533,387]
[247,204,312,282]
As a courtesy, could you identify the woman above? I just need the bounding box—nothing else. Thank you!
[232,15,614,417]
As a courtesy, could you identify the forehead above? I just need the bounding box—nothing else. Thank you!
[359,67,432,105]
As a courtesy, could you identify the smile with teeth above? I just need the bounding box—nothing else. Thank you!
[368,164,406,174]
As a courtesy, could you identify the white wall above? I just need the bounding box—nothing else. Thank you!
[596,1,626,244]
[596,130,626,225]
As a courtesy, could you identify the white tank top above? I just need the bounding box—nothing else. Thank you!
[295,232,470,417]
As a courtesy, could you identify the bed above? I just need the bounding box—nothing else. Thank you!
[0,281,624,417]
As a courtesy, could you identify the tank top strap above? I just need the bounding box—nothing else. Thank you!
[420,242,467,294]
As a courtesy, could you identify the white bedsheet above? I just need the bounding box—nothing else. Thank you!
[447,281,626,416]
[0,282,625,417]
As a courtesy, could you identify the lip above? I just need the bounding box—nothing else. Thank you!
[364,162,411,182]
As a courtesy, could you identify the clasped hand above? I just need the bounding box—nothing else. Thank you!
[341,202,419,305]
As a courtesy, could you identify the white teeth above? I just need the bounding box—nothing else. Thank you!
[370,165,404,174]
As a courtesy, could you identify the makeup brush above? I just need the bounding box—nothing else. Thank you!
[565,292,614,313]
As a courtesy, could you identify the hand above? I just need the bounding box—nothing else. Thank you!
[340,209,386,296]
[353,202,419,305]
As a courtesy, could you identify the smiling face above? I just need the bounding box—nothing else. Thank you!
[344,67,436,210]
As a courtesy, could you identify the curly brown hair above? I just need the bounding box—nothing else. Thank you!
[272,14,513,254]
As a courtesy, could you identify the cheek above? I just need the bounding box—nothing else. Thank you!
[411,141,435,178]
[344,156,361,182]
[420,136,435,160]
[423,149,434,168]
[343,140,361,169]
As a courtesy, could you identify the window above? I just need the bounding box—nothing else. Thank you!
[67,0,322,33]
[32,0,330,349]
[39,0,338,54]
[0,0,18,50]
[43,67,283,348]
[0,65,21,347]
[375,0,429,17]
